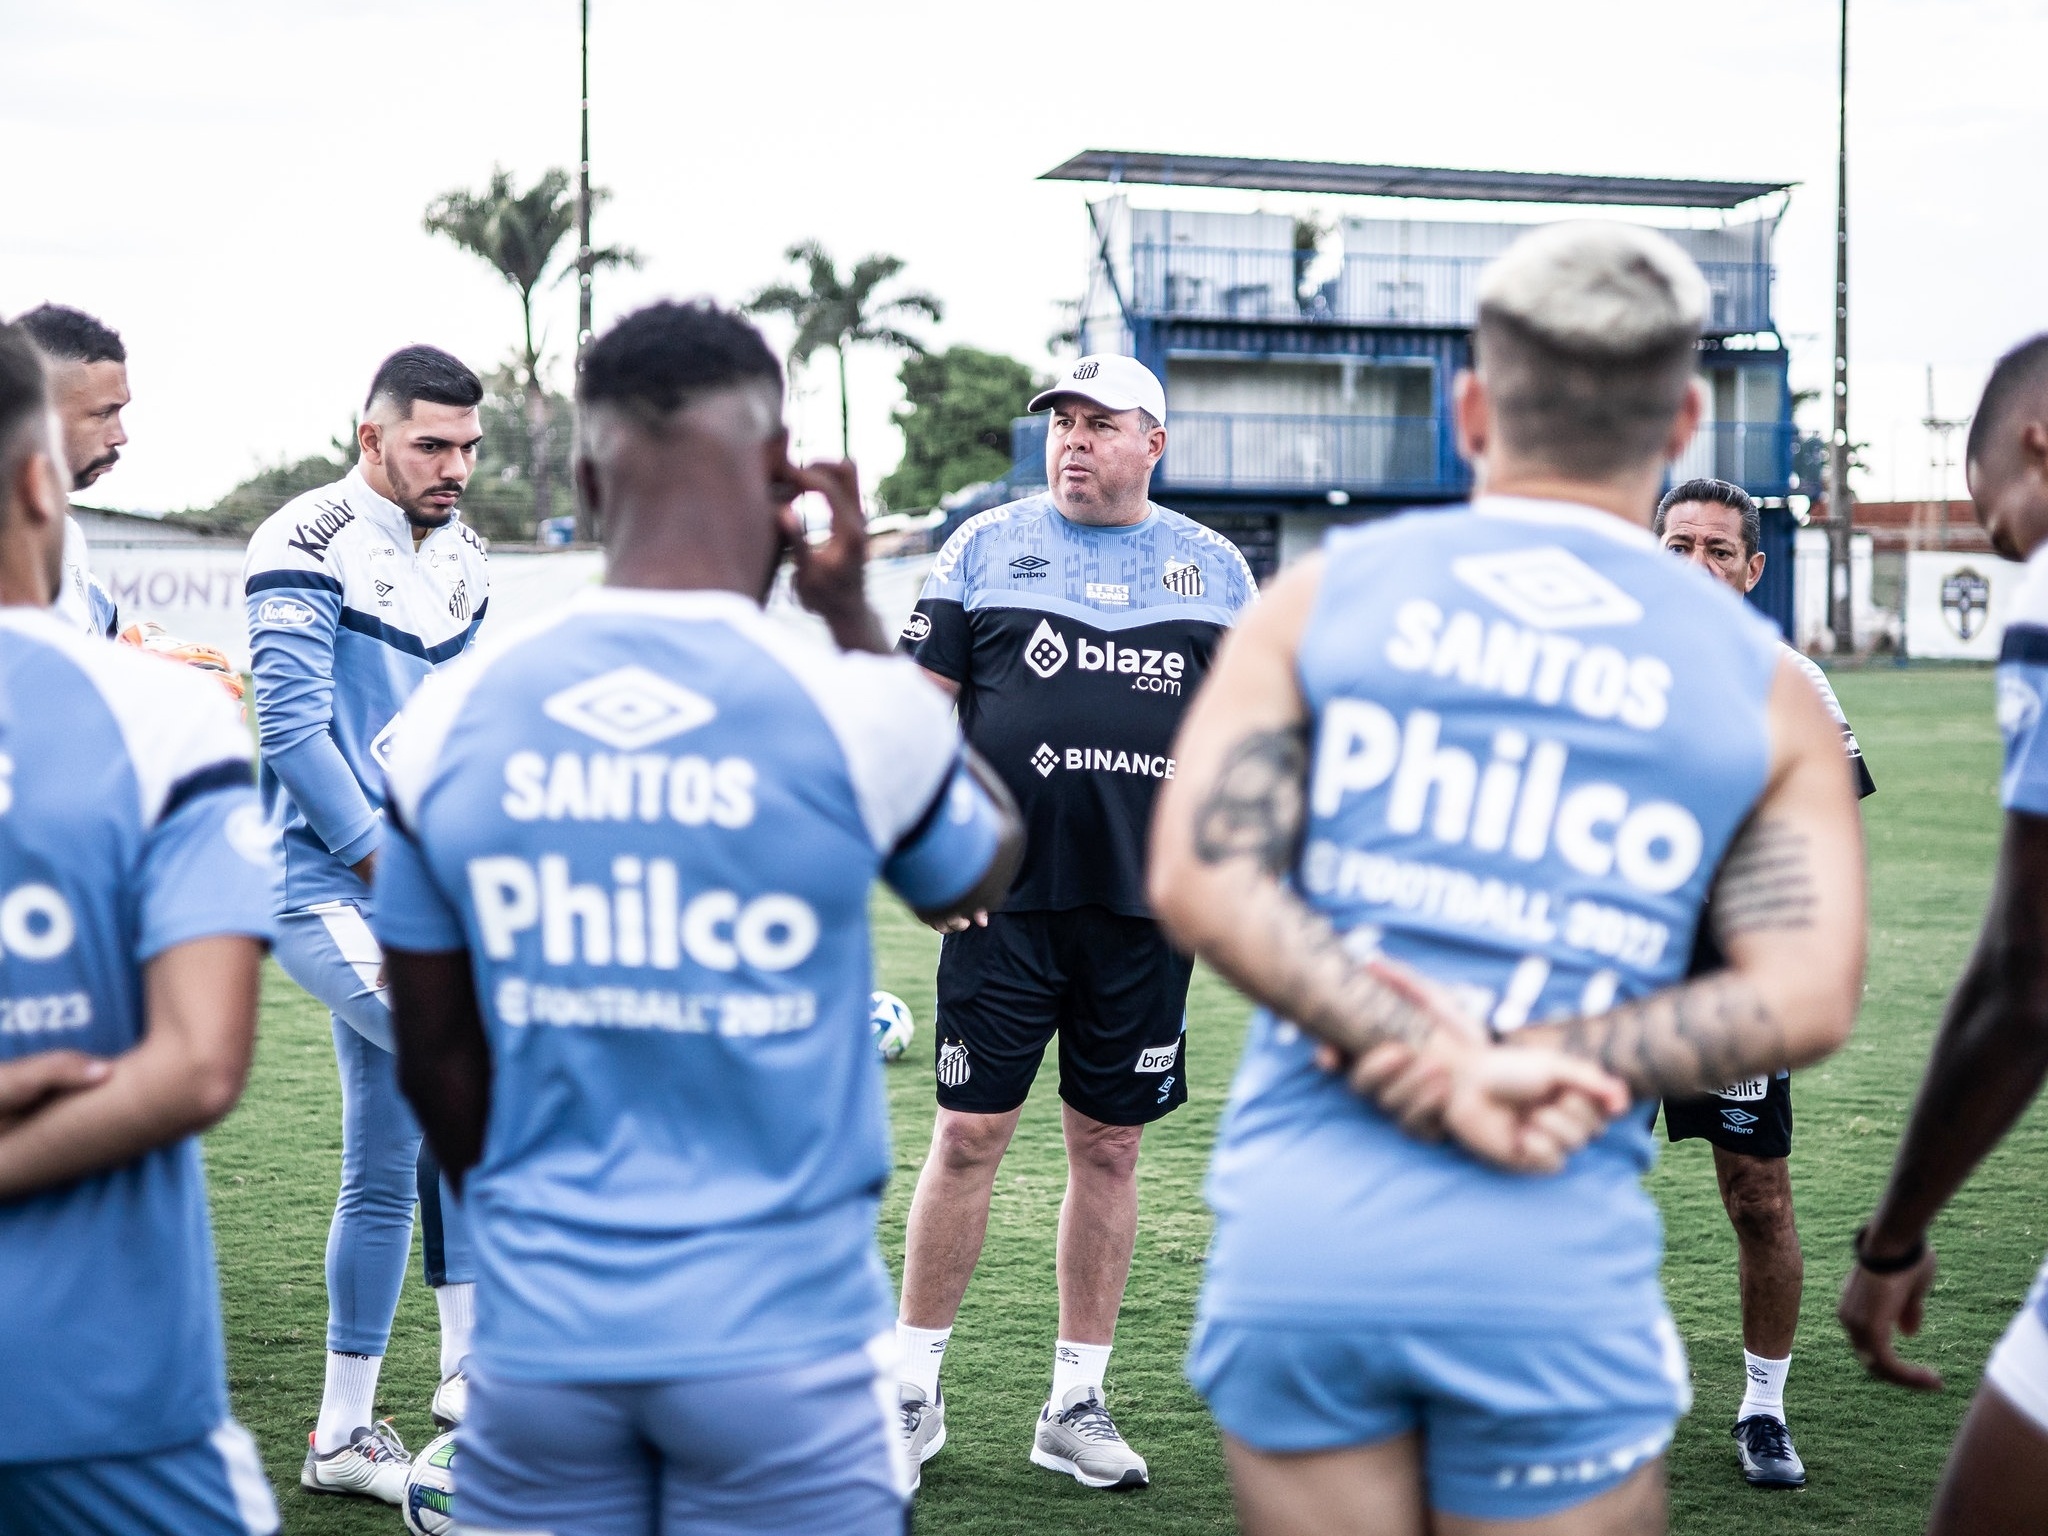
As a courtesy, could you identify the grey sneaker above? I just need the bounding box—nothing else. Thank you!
[1030,1386,1149,1490]
[899,1384,946,1493]
[299,1419,411,1504]
[1734,1414,1806,1489]
[431,1369,467,1428]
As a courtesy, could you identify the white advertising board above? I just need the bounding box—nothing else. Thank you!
[91,549,249,664]
[88,545,937,672]
[1904,551,2018,661]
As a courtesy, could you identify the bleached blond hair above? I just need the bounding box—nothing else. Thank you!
[1474,221,1707,478]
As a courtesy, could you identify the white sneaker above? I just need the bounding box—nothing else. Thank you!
[432,1369,468,1428]
[1030,1386,1150,1490]
[898,1384,946,1492]
[300,1419,412,1504]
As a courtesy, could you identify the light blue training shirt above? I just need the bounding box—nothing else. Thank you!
[244,467,489,910]
[373,588,1010,1382]
[1201,497,1786,1333]
[0,608,277,1461]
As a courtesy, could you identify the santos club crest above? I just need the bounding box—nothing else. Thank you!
[1161,558,1205,598]
[1942,567,1990,641]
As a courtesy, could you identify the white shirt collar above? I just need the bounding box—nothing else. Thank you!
[343,464,471,547]
[569,585,765,621]
[1472,494,1660,550]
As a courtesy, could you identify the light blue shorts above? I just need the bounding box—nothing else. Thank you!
[1187,1313,1690,1522]
[457,1337,909,1536]
[0,1420,278,1536]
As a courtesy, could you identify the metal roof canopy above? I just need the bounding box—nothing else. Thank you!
[1042,150,1794,210]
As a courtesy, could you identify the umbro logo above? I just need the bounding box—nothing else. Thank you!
[368,715,402,768]
[1009,554,1050,579]
[1022,619,1068,679]
[542,666,718,750]
[1721,1106,1760,1128]
[1451,546,1644,631]
[374,580,394,597]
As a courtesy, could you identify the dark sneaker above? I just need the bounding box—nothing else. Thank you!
[1733,1414,1806,1489]
[1030,1386,1149,1490]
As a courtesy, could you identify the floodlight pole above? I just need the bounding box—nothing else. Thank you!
[1826,0,1854,652]
[574,0,594,540]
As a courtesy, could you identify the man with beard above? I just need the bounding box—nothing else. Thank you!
[242,345,490,1505]
[13,303,127,637]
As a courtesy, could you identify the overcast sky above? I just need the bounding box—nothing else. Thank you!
[4,0,2039,515]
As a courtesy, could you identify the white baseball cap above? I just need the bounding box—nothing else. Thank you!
[1028,354,1166,424]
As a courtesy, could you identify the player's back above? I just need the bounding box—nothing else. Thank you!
[0,609,272,1459]
[1203,496,1785,1332]
[382,587,965,1381]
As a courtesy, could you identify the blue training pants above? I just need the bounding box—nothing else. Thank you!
[274,901,473,1355]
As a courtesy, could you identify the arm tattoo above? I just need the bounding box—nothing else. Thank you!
[1559,972,1787,1098]
[1193,726,1308,876]
[1554,814,1817,1097]
[1709,816,1818,943]
[1185,724,1439,1054]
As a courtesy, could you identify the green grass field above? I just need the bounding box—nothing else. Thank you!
[208,666,2048,1533]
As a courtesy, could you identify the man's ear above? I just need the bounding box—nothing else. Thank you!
[1661,378,1705,463]
[358,417,383,465]
[1453,369,1488,462]
[2020,419,2048,482]
[1747,550,1767,593]
[573,455,602,538]
[1145,425,1167,467]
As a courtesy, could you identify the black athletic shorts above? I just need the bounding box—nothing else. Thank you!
[1657,1072,1793,1159]
[932,907,1193,1126]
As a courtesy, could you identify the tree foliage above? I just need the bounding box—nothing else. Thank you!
[423,166,635,535]
[879,347,1042,512]
[173,372,570,546]
[746,242,941,458]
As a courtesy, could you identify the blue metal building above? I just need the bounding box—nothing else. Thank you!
[1011,151,1802,635]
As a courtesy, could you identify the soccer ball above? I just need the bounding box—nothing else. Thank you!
[401,1430,457,1536]
[870,990,915,1062]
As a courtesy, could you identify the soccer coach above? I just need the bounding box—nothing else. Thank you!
[893,356,1256,1490]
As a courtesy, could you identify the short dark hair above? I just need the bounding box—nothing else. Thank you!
[13,304,125,366]
[577,301,782,423]
[364,345,484,415]
[1655,477,1760,557]
[0,324,51,468]
[1967,333,2048,468]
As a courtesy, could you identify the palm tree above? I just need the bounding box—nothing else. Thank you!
[747,242,942,458]
[424,166,636,535]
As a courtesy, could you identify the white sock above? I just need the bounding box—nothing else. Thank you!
[896,1322,951,1400]
[314,1351,382,1454]
[435,1282,476,1382]
[1739,1350,1791,1422]
[1051,1339,1113,1407]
